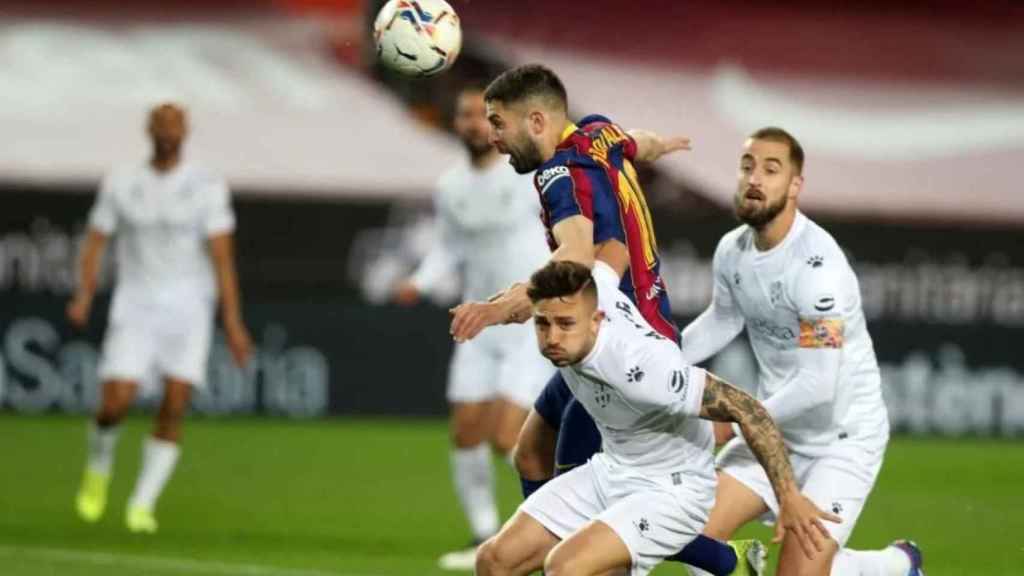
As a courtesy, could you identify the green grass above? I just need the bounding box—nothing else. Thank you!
[0,415,1020,575]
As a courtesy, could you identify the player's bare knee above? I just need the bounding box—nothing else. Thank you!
[492,427,518,455]
[475,538,512,575]
[512,442,546,479]
[542,548,583,576]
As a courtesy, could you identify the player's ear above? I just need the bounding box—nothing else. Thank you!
[591,309,605,330]
[789,174,804,200]
[527,108,546,136]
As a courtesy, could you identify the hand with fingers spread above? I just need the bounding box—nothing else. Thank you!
[775,490,843,560]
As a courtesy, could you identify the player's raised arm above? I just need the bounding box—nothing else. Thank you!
[627,129,692,163]
[448,215,612,342]
[698,372,841,560]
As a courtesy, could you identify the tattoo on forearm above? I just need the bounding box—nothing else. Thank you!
[701,374,796,496]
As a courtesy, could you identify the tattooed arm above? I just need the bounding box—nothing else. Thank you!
[699,372,841,559]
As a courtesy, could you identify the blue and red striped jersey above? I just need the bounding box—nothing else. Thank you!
[533,114,678,342]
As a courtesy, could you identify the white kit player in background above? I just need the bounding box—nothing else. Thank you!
[476,259,838,576]
[683,127,924,576]
[392,84,553,570]
[70,103,252,534]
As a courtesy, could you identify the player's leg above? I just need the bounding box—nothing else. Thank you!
[124,315,211,533]
[703,439,774,541]
[440,340,501,568]
[513,371,569,498]
[492,331,551,458]
[512,407,557,497]
[449,399,499,543]
[548,479,715,576]
[487,461,604,576]
[796,442,918,576]
[76,316,153,523]
[490,397,529,456]
[543,519,632,576]
[475,510,561,576]
[684,440,775,576]
[76,379,139,522]
[125,376,191,533]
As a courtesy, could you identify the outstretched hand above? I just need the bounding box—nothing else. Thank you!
[449,301,506,343]
[660,135,692,156]
[774,491,842,560]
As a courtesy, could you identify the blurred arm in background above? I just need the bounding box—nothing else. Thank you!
[209,233,252,368]
[66,229,109,329]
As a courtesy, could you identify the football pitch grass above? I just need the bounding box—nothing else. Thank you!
[0,415,1019,576]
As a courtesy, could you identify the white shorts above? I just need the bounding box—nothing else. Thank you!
[98,303,215,390]
[716,435,887,545]
[447,320,552,409]
[520,456,714,576]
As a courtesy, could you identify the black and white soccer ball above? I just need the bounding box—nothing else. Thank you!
[373,0,462,77]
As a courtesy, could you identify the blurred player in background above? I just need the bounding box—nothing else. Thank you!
[450,64,762,576]
[682,127,923,576]
[476,260,838,576]
[70,103,252,534]
[394,83,553,570]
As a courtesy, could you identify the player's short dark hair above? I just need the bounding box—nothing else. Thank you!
[484,64,568,113]
[527,261,596,304]
[750,126,804,175]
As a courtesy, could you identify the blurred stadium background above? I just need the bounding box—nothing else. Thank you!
[1,1,1022,574]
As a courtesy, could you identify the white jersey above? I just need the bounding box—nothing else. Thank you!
[410,157,549,303]
[560,262,715,484]
[88,161,234,318]
[703,211,888,454]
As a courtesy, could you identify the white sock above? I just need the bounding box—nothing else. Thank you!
[86,422,120,476]
[451,445,499,542]
[127,437,181,511]
[831,547,911,576]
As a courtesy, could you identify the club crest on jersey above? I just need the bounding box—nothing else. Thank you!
[536,165,570,194]
[807,255,824,268]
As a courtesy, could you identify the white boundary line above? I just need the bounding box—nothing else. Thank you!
[0,545,384,576]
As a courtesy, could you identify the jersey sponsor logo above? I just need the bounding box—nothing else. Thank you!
[536,165,570,193]
[798,317,845,348]
[749,317,796,342]
[814,295,836,312]
[668,369,689,400]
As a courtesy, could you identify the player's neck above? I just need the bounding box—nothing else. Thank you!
[753,207,797,251]
[469,149,501,170]
[150,152,181,173]
[538,120,572,164]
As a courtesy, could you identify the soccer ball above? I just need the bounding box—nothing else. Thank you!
[373,0,462,77]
